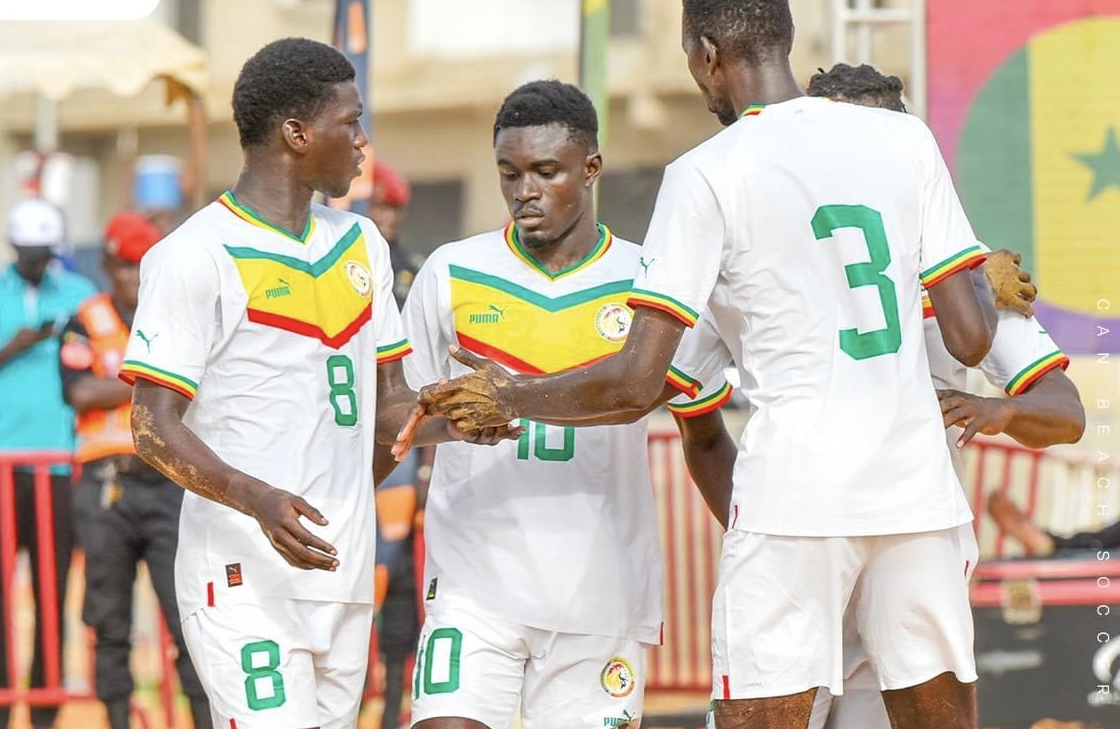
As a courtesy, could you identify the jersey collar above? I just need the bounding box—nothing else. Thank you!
[218,190,316,243]
[504,222,613,281]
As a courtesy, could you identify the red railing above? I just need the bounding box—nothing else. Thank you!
[0,451,177,727]
[643,431,1120,692]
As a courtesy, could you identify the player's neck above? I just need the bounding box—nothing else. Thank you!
[231,161,314,239]
[728,64,804,116]
[521,216,601,274]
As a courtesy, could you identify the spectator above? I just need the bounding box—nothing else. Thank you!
[0,197,96,729]
[61,212,211,729]
[988,491,1120,556]
[368,159,426,729]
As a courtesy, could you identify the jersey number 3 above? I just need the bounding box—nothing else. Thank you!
[811,204,902,361]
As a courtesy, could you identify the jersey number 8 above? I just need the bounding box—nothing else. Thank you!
[326,354,358,426]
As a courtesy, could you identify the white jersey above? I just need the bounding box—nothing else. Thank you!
[121,192,411,618]
[923,286,1069,472]
[632,97,986,537]
[403,224,719,644]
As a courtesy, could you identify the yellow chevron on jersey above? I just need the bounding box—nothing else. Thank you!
[449,264,633,374]
[223,222,373,349]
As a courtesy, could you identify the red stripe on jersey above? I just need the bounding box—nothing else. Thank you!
[207,582,215,607]
[230,719,238,729]
[722,674,731,700]
[731,504,739,529]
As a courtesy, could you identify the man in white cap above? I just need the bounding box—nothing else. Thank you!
[0,197,95,729]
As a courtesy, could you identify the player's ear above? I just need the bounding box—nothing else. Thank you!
[281,118,311,154]
[700,35,720,73]
[584,151,603,188]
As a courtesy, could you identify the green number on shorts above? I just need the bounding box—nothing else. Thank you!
[326,354,358,426]
[415,627,463,695]
[516,420,575,462]
[811,204,902,361]
[240,639,286,710]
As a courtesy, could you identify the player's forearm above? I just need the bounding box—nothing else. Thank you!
[526,382,680,427]
[65,376,134,413]
[131,388,268,516]
[507,353,663,425]
[673,414,736,528]
[1003,371,1086,448]
[505,310,684,425]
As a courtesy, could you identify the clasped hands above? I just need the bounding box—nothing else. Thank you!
[393,345,522,460]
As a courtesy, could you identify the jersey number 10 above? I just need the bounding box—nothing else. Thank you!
[516,420,575,462]
[811,204,902,361]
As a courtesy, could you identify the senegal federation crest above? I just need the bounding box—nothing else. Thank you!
[600,657,637,698]
[344,260,372,297]
[595,303,632,343]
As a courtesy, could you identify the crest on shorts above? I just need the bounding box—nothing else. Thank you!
[594,303,632,343]
[345,260,373,297]
[600,656,637,698]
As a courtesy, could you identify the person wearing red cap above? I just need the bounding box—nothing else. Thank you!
[58,212,211,729]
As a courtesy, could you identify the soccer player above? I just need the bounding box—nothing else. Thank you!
[668,61,1086,729]
[119,38,511,729]
[410,0,1000,726]
[402,79,729,729]
[800,62,1085,729]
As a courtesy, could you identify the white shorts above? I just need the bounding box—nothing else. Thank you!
[808,524,979,728]
[410,597,646,729]
[712,527,978,701]
[182,598,373,729]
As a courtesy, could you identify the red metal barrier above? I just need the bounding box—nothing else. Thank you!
[0,451,72,712]
[0,451,179,726]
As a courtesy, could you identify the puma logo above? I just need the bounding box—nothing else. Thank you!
[638,256,654,275]
[136,330,159,353]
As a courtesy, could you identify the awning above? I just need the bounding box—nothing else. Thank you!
[0,19,207,101]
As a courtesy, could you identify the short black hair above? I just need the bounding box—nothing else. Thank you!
[493,80,599,151]
[806,63,907,113]
[232,37,356,148]
[682,0,794,66]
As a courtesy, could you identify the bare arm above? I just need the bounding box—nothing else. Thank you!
[673,410,737,529]
[65,375,133,413]
[420,308,686,430]
[926,268,994,367]
[939,368,1086,448]
[131,380,340,571]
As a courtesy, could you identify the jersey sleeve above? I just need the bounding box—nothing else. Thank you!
[914,121,987,288]
[626,159,724,327]
[58,316,94,399]
[368,226,412,365]
[978,311,1070,395]
[119,241,219,400]
[665,313,736,417]
[401,256,451,388]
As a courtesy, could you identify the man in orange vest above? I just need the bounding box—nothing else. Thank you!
[59,212,211,729]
